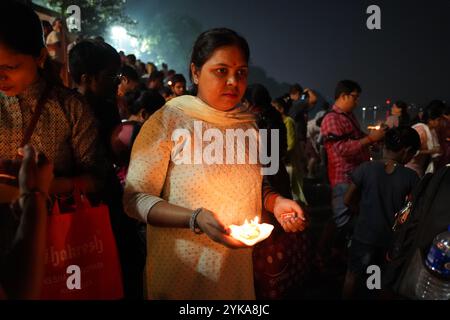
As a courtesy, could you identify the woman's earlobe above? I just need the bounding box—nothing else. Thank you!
[190,63,199,84]
[192,73,199,84]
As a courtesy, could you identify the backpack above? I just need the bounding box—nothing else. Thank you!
[382,165,450,298]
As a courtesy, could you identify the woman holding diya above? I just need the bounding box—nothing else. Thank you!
[124,28,307,300]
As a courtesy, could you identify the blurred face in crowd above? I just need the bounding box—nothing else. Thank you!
[418,111,424,119]
[117,77,127,97]
[272,101,284,115]
[53,19,62,32]
[191,45,248,111]
[117,76,136,97]
[336,90,360,112]
[290,91,300,101]
[306,89,318,107]
[146,63,156,75]
[428,117,441,130]
[171,81,186,96]
[391,103,402,116]
[148,78,163,90]
[388,146,417,165]
[0,43,46,97]
[85,64,119,99]
[43,25,52,38]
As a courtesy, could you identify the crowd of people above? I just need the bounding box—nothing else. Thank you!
[0,0,448,300]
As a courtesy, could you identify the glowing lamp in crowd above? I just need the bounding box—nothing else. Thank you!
[167,80,173,86]
[367,125,381,130]
[229,216,274,246]
[110,26,127,40]
[386,99,391,105]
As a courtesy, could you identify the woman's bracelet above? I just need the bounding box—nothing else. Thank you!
[19,190,50,210]
[190,208,204,234]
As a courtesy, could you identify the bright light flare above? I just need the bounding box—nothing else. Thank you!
[111,26,127,40]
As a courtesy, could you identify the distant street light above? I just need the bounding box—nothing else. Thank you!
[362,107,366,126]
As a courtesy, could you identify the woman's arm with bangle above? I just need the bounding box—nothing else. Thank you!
[0,191,48,299]
[0,146,52,299]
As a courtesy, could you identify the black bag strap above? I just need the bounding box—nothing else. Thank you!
[19,83,51,150]
[323,110,366,142]
[383,172,433,290]
[413,167,450,247]
[394,167,449,290]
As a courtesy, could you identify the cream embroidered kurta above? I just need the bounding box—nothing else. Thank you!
[124,95,261,300]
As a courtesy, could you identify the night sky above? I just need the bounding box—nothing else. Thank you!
[126,0,450,107]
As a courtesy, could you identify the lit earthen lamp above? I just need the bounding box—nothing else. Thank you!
[367,125,381,130]
[229,216,274,246]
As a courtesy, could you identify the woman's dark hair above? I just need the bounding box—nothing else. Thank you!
[249,84,271,110]
[42,20,52,33]
[171,74,186,85]
[69,40,120,84]
[126,54,136,65]
[0,1,62,85]
[289,83,304,95]
[444,103,450,116]
[0,1,44,57]
[124,89,165,117]
[394,100,411,126]
[395,100,408,112]
[384,126,421,153]
[334,80,362,100]
[119,65,140,82]
[250,84,288,162]
[423,100,445,123]
[190,28,250,83]
[159,86,172,97]
[273,97,290,115]
[148,70,164,82]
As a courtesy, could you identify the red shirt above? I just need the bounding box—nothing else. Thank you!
[437,116,450,169]
[320,105,370,187]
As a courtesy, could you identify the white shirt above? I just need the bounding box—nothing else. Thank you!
[46,31,63,62]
